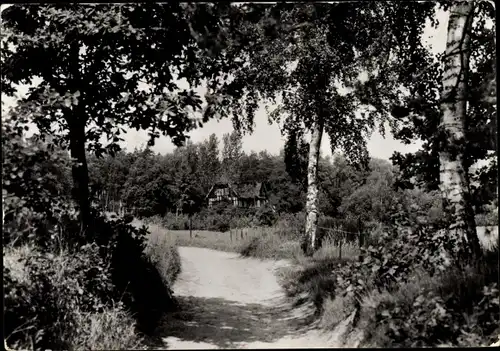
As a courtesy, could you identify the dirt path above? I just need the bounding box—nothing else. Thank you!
[157,246,348,349]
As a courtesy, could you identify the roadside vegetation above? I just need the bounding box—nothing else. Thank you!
[3,117,181,350]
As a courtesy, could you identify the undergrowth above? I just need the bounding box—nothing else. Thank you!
[278,222,500,348]
[3,123,181,350]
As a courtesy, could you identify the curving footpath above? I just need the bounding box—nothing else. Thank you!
[158,246,348,349]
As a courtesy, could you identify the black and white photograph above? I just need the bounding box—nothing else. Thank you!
[2,1,498,349]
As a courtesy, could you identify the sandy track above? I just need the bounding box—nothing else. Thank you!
[157,246,347,349]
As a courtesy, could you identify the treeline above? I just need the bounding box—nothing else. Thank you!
[85,130,453,229]
[19,129,495,232]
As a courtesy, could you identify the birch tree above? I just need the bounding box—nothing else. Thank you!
[390,1,496,258]
[438,1,481,257]
[198,2,437,255]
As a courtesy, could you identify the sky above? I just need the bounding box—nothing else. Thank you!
[0,4,450,161]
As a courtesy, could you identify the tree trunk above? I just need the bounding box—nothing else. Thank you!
[69,123,91,233]
[439,1,481,258]
[303,118,324,256]
[66,42,91,232]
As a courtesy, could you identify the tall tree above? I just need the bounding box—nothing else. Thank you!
[201,2,437,255]
[438,1,481,257]
[390,1,496,258]
[1,4,229,230]
[221,130,243,184]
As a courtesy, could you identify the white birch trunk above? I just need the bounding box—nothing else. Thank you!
[439,1,481,257]
[304,118,324,256]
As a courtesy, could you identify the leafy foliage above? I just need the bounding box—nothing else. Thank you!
[1,3,237,228]
[3,243,114,350]
[389,1,497,213]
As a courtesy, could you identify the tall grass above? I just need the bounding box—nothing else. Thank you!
[132,218,182,285]
[72,306,146,350]
[4,244,145,350]
[144,222,182,284]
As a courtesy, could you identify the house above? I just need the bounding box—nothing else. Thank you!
[205,181,270,209]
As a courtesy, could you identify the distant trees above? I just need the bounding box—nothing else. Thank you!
[198,134,221,193]
[1,3,236,230]
[86,132,445,234]
[221,131,244,184]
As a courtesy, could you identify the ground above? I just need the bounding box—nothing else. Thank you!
[156,246,350,349]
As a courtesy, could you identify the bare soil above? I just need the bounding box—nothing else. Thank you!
[156,246,347,349]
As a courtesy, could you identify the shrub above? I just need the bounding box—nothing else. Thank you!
[273,212,304,239]
[4,246,146,351]
[90,213,178,334]
[255,203,278,226]
[360,250,499,348]
[333,226,500,348]
[4,243,114,350]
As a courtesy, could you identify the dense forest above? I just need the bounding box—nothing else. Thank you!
[21,128,496,233]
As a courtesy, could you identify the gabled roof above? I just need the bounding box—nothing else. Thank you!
[205,181,268,199]
[233,182,264,198]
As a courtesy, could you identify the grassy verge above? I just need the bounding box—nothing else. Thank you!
[4,214,183,351]
[4,245,146,350]
[140,216,362,263]
[276,231,500,348]
[142,221,182,285]
[141,217,301,258]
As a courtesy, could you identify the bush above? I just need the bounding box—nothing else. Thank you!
[273,212,305,239]
[4,246,145,351]
[359,249,499,347]
[3,209,179,349]
[4,244,114,350]
[3,123,177,348]
[279,215,499,348]
[90,213,178,334]
[322,223,499,347]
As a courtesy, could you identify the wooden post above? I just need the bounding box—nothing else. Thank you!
[339,233,342,260]
[189,215,192,239]
[230,229,233,242]
[358,217,363,263]
[241,229,243,240]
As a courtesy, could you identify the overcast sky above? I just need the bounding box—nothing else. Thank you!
[1,4,450,160]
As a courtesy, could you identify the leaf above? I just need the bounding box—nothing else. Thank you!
[64,98,72,108]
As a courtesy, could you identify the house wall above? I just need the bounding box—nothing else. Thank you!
[207,184,269,209]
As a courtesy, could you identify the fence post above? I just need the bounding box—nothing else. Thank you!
[230,229,233,242]
[189,215,192,239]
[241,229,243,240]
[339,233,342,260]
[358,217,364,263]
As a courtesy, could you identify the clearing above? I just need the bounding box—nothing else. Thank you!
[157,246,350,349]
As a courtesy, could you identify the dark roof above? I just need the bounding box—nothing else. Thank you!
[206,182,266,199]
[233,182,264,198]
